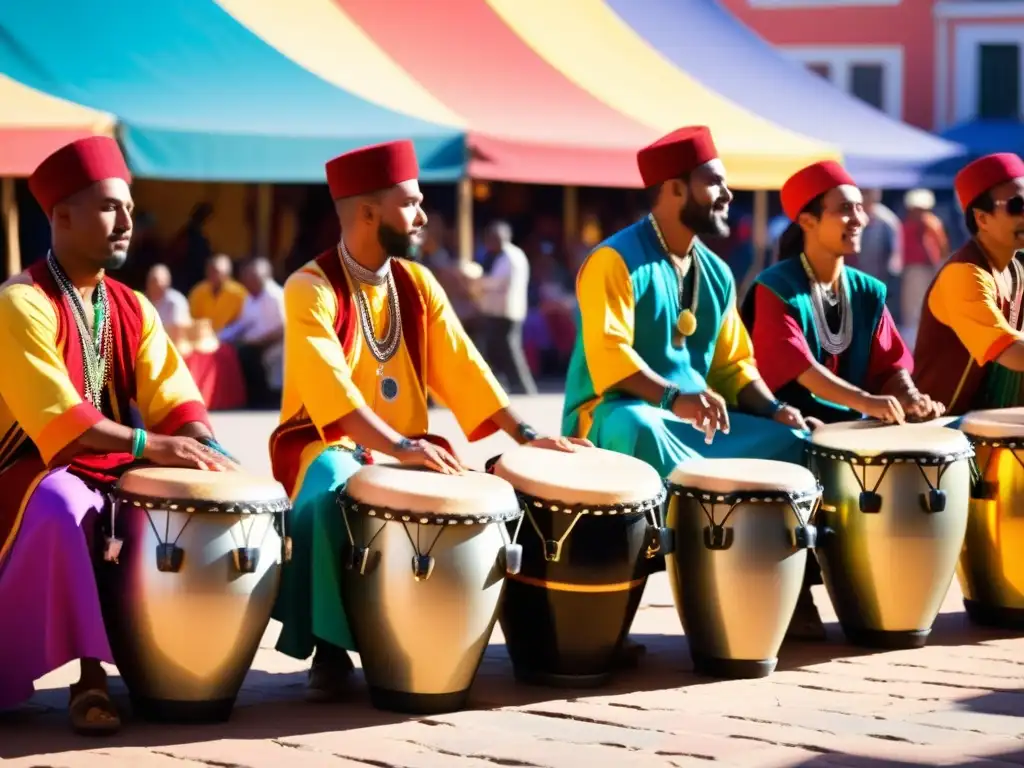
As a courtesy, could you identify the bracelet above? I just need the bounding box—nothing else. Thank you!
[131,428,148,460]
[517,423,540,443]
[660,385,680,411]
[768,399,787,416]
[393,437,416,453]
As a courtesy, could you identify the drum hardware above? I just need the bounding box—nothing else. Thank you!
[967,438,1024,499]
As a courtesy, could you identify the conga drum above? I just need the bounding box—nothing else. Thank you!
[958,407,1024,628]
[807,422,972,648]
[99,468,290,723]
[490,445,669,687]
[337,465,523,714]
[666,458,820,678]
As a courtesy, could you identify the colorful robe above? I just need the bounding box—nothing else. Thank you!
[561,217,806,479]
[913,241,1024,415]
[743,258,911,424]
[0,260,210,566]
[269,249,509,660]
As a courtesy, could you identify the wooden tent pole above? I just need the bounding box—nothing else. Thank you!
[2,178,21,280]
[457,177,473,264]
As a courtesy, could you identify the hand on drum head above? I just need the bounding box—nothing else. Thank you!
[856,393,905,424]
[143,435,240,472]
[394,438,465,474]
[903,391,946,422]
[773,404,808,432]
[672,389,729,444]
[526,435,593,453]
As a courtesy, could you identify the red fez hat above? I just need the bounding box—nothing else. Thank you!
[637,126,718,188]
[954,153,1024,210]
[29,136,131,215]
[325,140,419,200]
[781,160,857,221]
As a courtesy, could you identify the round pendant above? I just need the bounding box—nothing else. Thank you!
[677,309,698,337]
[381,376,400,402]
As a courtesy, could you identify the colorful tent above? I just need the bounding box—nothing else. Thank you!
[0,0,959,188]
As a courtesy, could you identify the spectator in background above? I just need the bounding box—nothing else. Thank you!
[188,253,248,332]
[901,189,949,345]
[219,257,285,409]
[859,189,904,322]
[467,220,538,395]
[145,263,191,341]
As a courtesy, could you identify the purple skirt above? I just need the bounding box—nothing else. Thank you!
[0,468,113,710]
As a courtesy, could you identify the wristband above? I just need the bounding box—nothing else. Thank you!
[767,399,787,416]
[131,428,148,460]
[660,385,680,411]
[517,423,540,443]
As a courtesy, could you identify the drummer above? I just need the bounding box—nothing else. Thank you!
[744,160,945,425]
[561,125,810,479]
[0,137,236,734]
[269,139,590,701]
[913,153,1024,416]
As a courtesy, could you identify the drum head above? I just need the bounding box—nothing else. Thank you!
[668,458,817,496]
[810,422,970,458]
[961,407,1024,441]
[116,467,289,507]
[491,445,663,507]
[344,465,520,520]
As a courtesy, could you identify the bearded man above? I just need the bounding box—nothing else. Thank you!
[562,126,810,478]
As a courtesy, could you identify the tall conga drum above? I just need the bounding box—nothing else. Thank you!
[337,465,523,714]
[490,445,669,687]
[99,468,290,723]
[807,422,972,648]
[666,458,820,678]
[958,407,1024,628]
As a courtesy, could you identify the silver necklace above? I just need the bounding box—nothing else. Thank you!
[800,252,852,356]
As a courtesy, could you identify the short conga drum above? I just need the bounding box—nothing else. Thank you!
[958,407,1024,628]
[666,458,820,678]
[491,445,669,687]
[808,422,972,648]
[99,467,290,723]
[337,465,522,714]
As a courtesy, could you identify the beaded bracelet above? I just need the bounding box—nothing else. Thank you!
[131,428,148,460]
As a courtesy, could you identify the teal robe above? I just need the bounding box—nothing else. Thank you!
[561,218,807,478]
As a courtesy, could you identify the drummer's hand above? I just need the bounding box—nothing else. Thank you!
[527,436,592,453]
[144,435,239,472]
[805,416,825,432]
[903,391,945,422]
[672,389,729,443]
[857,393,905,424]
[394,438,465,475]
[773,404,807,431]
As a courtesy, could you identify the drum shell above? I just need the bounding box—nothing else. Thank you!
[812,454,969,640]
[958,442,1024,621]
[340,510,507,706]
[666,495,806,672]
[98,503,282,718]
[499,505,650,685]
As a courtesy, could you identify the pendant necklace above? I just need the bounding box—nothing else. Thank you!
[339,241,402,403]
[649,214,699,346]
[799,252,852,356]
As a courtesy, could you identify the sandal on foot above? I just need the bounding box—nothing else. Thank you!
[305,651,355,703]
[69,687,121,736]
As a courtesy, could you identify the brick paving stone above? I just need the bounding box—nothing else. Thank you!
[2,750,213,768]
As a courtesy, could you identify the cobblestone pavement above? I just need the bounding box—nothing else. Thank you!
[3,399,1024,767]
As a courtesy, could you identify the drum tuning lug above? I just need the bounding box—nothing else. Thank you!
[858,491,882,514]
[348,546,371,575]
[794,524,817,550]
[501,543,523,575]
[703,524,734,551]
[644,524,674,558]
[156,543,184,573]
[971,480,996,500]
[543,539,563,562]
[282,536,293,563]
[412,554,435,581]
[231,547,260,574]
[920,489,947,514]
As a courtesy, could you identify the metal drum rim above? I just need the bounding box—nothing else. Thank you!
[805,445,974,466]
[112,490,291,515]
[512,486,666,517]
[665,483,822,507]
[336,492,523,525]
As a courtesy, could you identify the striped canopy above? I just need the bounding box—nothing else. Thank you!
[0,0,961,189]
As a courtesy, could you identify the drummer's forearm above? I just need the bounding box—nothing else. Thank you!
[52,419,136,465]
[611,370,675,408]
[880,369,919,401]
[332,407,408,456]
[490,407,541,444]
[736,379,784,417]
[796,363,870,412]
[174,422,214,440]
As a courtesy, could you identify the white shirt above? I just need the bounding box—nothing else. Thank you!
[477,243,530,322]
[219,280,285,389]
[152,288,191,329]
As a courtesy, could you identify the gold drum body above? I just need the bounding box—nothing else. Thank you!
[958,408,1024,628]
[808,422,972,648]
[666,459,820,678]
[338,465,523,714]
[99,468,290,723]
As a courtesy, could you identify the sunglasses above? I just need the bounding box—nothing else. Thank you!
[994,195,1024,216]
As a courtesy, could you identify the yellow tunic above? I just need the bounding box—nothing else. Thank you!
[278,255,509,492]
[188,279,248,332]
[0,283,206,466]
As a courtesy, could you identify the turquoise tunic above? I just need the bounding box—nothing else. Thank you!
[561,218,807,478]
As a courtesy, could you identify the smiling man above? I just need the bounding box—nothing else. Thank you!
[562,126,810,479]
[913,153,1024,415]
[744,161,941,426]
